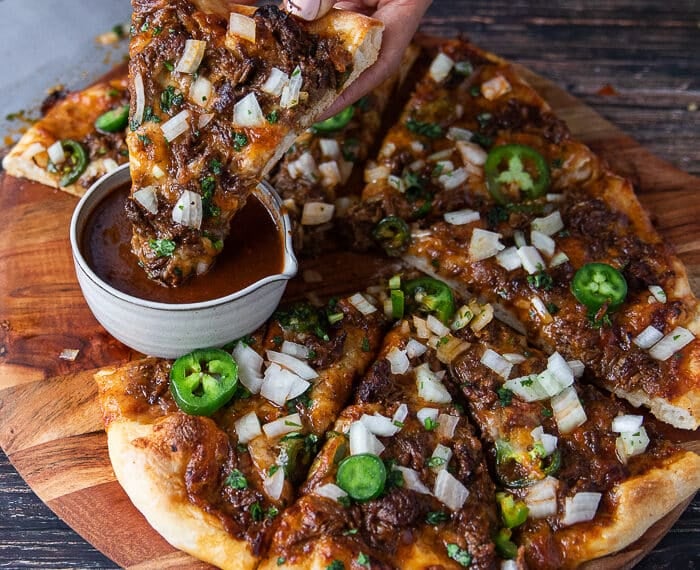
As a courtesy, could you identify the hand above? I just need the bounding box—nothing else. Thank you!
[284,0,433,118]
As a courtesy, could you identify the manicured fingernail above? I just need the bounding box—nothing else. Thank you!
[286,0,320,20]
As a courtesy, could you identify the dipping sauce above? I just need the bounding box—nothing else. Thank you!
[82,184,284,303]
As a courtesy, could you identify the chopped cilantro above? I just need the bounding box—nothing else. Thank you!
[137,133,152,146]
[343,528,359,536]
[546,302,560,315]
[527,269,554,291]
[405,117,443,138]
[357,552,370,566]
[232,131,249,151]
[361,337,370,352]
[470,85,481,97]
[209,158,223,174]
[454,61,473,76]
[164,60,174,72]
[470,131,493,148]
[277,557,286,566]
[160,85,184,113]
[497,387,513,407]
[225,469,248,489]
[144,106,161,123]
[326,561,344,570]
[424,417,438,431]
[148,238,175,257]
[266,110,279,124]
[250,502,263,521]
[541,406,553,418]
[428,456,446,468]
[425,510,449,524]
[266,506,279,519]
[446,543,472,567]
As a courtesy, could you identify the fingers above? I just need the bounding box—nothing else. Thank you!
[285,0,338,20]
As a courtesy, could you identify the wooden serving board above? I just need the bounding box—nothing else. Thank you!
[0,69,698,569]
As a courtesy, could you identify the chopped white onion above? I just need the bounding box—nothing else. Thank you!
[262,413,303,438]
[633,325,664,349]
[437,414,460,439]
[405,339,428,359]
[161,109,190,142]
[501,561,519,570]
[549,251,570,267]
[496,246,522,271]
[612,414,644,433]
[504,375,549,403]
[531,230,556,257]
[198,112,214,129]
[316,138,340,159]
[546,193,565,202]
[360,413,401,437]
[417,407,440,427]
[171,189,202,229]
[562,492,602,526]
[551,387,587,434]
[447,126,474,141]
[287,152,318,181]
[429,52,454,83]
[133,186,158,214]
[267,350,318,381]
[451,305,474,331]
[349,420,385,456]
[386,346,411,375]
[616,426,650,461]
[525,476,559,519]
[228,13,256,43]
[426,314,451,337]
[517,246,545,274]
[280,340,310,360]
[469,228,505,261]
[444,208,480,226]
[189,76,212,107]
[261,364,309,406]
[133,72,145,125]
[393,403,409,426]
[233,92,265,127]
[648,326,694,361]
[436,336,470,365]
[547,352,574,389]
[430,444,453,472]
[481,75,512,100]
[263,466,285,500]
[22,142,46,161]
[300,202,334,226]
[47,140,65,165]
[427,149,454,162]
[530,296,552,322]
[470,302,494,332]
[648,285,667,303]
[348,293,377,315]
[260,69,288,101]
[531,211,564,236]
[103,158,119,173]
[416,365,452,404]
[280,66,302,109]
[456,140,487,166]
[365,164,391,183]
[319,160,342,188]
[480,348,513,379]
[531,426,558,456]
[413,316,431,339]
[234,411,262,444]
[395,466,431,494]
[433,469,469,511]
[567,360,585,378]
[438,167,468,190]
[175,39,207,74]
[233,342,264,394]
[513,230,527,248]
[58,348,79,361]
[314,483,348,503]
[503,353,526,364]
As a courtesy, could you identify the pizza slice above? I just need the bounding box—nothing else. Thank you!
[125,0,383,285]
[260,306,501,569]
[94,292,386,569]
[2,70,130,197]
[347,38,700,429]
[445,312,700,568]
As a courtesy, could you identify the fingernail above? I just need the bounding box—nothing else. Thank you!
[286,0,320,20]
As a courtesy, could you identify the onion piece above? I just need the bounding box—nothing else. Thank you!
[504,375,549,403]
[280,66,302,109]
[287,152,318,181]
[348,293,377,315]
[433,469,469,511]
[648,326,694,361]
[436,336,470,364]
[405,339,428,359]
[496,246,522,271]
[531,426,558,456]
[386,346,410,375]
[547,352,574,389]
[349,420,385,456]
[59,348,79,361]
[611,414,644,433]
[416,365,452,404]
[263,467,285,500]
[133,72,145,125]
[437,414,460,439]
[648,285,667,303]
[430,443,453,471]
[133,186,158,214]
[161,109,190,142]
[189,76,212,107]
[502,561,519,570]
[228,13,256,43]
[451,305,474,331]
[530,295,552,323]
[426,314,451,337]
[551,387,587,434]
[616,426,650,461]
[103,159,119,173]
[262,413,303,438]
[280,340,310,360]
[198,112,214,129]
[172,189,202,229]
[513,230,527,248]
[47,140,65,165]
[417,407,439,427]
[549,251,569,267]
[301,202,334,225]
[365,164,391,183]
[392,403,409,426]
[260,364,309,406]
[503,353,526,364]
[438,167,468,190]
[447,126,474,141]
[469,228,505,261]
[561,492,601,526]
[360,413,400,437]
[261,67,289,96]
[266,350,318,381]
[567,360,585,378]
[525,476,559,519]
[531,211,564,236]
[633,325,664,349]
[175,39,207,74]
[233,342,264,394]
[233,92,265,127]
[470,302,494,332]
[234,411,262,444]
[396,466,431,494]
[444,208,480,226]
[517,246,546,274]
[413,316,431,339]
[319,160,342,188]
[480,348,513,379]
[314,483,348,503]
[456,140,487,166]
[481,75,511,100]
[531,230,556,257]
[319,138,341,159]
[429,52,454,83]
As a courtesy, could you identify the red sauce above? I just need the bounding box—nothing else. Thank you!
[82,184,284,304]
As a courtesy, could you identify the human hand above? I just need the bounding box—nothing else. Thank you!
[284,0,433,118]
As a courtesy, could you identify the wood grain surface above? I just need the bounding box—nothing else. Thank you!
[1,1,699,568]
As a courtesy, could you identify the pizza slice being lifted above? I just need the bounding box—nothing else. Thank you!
[125,0,383,286]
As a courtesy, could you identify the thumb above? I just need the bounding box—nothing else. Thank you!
[284,0,337,20]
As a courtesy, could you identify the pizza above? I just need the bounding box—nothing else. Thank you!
[124,0,383,286]
[1,71,130,197]
[346,38,700,430]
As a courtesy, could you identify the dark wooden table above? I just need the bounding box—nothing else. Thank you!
[1,1,698,568]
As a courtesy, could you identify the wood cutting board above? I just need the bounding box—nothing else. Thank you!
[0,68,697,569]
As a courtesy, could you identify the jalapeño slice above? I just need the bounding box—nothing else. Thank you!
[336,453,386,501]
[403,277,456,324]
[57,139,88,187]
[170,348,238,416]
[484,144,550,204]
[496,492,529,528]
[571,262,627,313]
[373,216,411,257]
[312,105,354,133]
[95,105,130,133]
